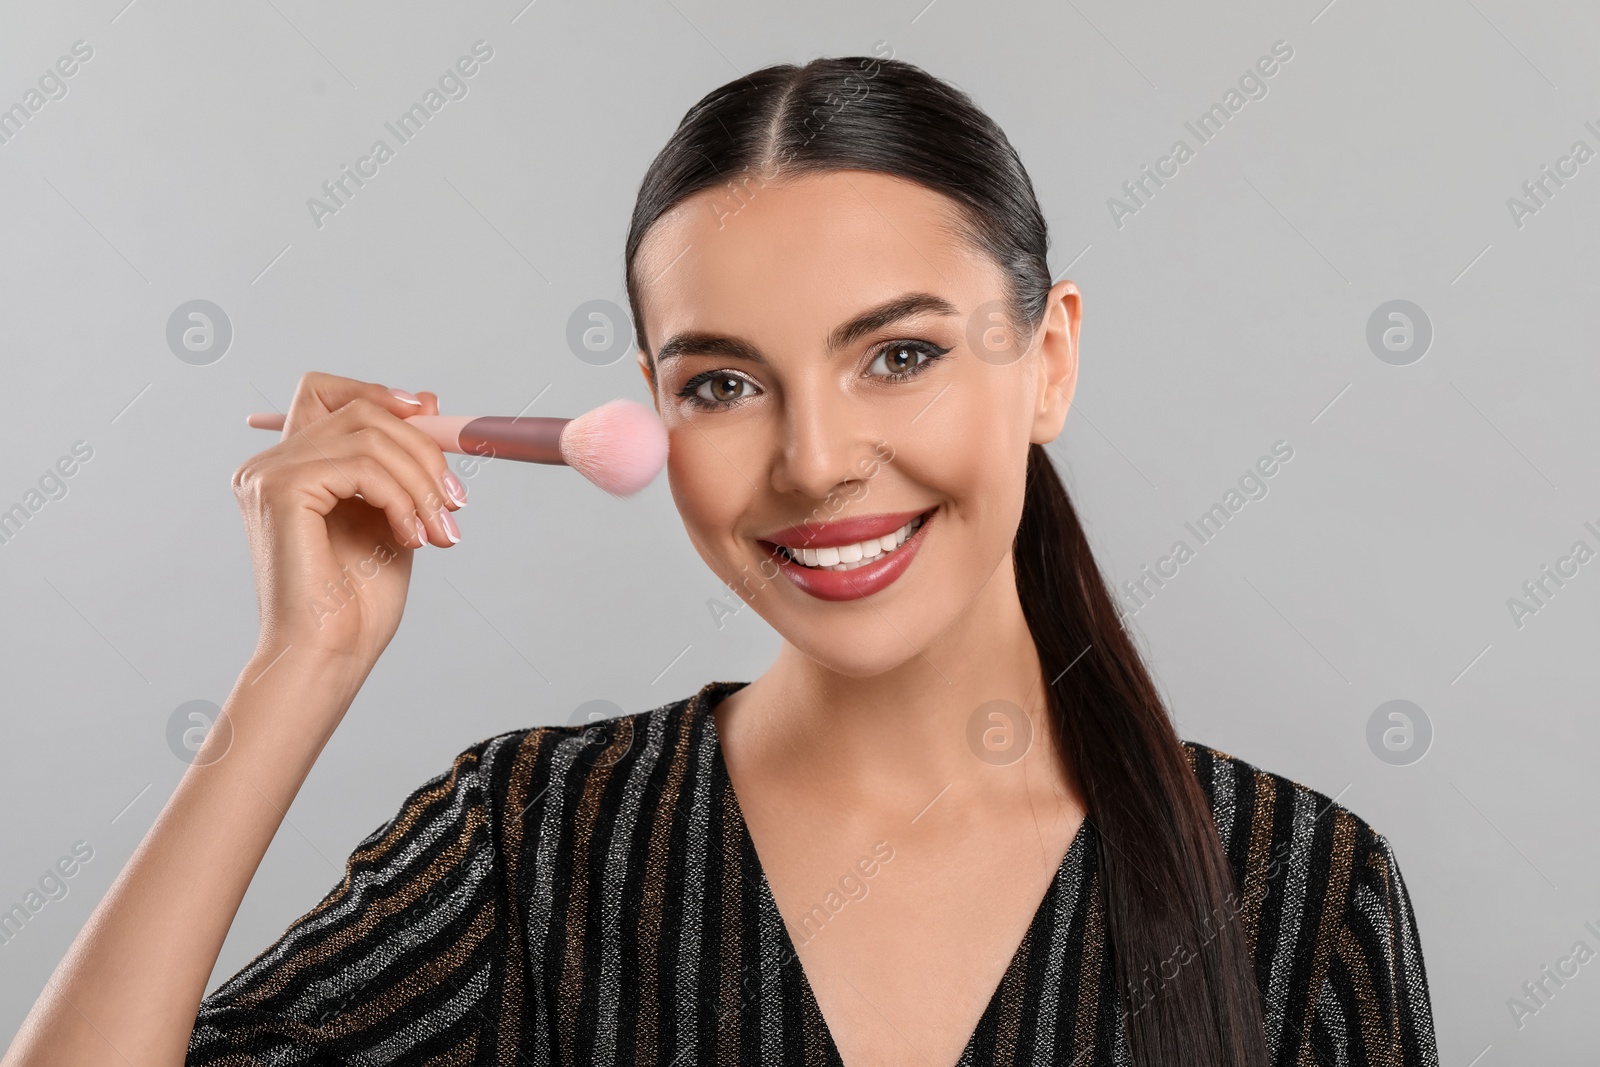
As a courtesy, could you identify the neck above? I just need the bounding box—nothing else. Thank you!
[721,549,1076,817]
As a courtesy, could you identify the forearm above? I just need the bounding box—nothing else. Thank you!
[3,646,372,1067]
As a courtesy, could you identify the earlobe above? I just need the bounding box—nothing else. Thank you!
[1030,280,1081,445]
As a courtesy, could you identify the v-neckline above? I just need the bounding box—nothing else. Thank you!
[693,679,1097,1065]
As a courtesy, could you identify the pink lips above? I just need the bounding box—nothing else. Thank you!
[756,506,937,602]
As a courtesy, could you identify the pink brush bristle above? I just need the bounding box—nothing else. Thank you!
[558,398,669,496]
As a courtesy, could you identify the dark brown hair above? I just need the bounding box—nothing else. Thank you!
[621,54,1270,1066]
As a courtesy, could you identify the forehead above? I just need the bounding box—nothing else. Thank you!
[634,170,995,352]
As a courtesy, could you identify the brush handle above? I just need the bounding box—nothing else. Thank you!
[245,412,572,465]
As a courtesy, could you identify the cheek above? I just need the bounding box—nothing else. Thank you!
[665,428,751,561]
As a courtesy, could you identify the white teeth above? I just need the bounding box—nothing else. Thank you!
[779,513,928,572]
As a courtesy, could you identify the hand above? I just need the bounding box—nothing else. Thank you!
[231,371,466,669]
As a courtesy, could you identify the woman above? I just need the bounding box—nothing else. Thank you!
[6,56,1438,1066]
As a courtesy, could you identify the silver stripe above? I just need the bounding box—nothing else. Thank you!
[346,956,494,1065]
[526,731,595,1067]
[593,708,671,1066]
[286,842,497,1018]
[1263,786,1315,1057]
[1212,751,1237,853]
[207,764,484,1001]
[1378,836,1439,1055]
[674,713,716,1063]
[1028,827,1091,1067]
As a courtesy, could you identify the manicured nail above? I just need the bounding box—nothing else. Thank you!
[442,470,468,507]
[413,515,428,547]
[389,388,422,406]
[440,509,461,544]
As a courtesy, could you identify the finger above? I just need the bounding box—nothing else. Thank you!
[283,372,426,437]
[312,400,463,543]
[266,453,430,550]
[414,391,440,417]
[338,397,465,514]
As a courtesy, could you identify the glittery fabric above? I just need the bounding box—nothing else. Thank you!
[187,680,1439,1066]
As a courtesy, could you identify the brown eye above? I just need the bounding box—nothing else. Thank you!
[678,370,760,410]
[868,339,951,381]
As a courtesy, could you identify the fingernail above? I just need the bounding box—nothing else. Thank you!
[442,470,468,507]
[441,509,461,544]
[413,514,428,547]
[389,388,422,406]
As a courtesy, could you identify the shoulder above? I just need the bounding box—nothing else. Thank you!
[1175,739,1409,951]
[1177,740,1438,1059]
[444,682,736,841]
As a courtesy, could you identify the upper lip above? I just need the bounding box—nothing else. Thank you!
[756,507,934,550]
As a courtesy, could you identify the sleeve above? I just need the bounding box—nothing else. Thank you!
[1308,831,1441,1067]
[186,733,517,1066]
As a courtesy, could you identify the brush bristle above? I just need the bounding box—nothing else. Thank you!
[558,398,668,496]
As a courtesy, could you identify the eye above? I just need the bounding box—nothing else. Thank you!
[678,370,760,411]
[867,339,951,381]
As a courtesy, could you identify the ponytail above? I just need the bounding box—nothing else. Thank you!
[1014,443,1270,1063]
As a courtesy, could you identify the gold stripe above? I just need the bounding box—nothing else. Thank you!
[557,720,628,1054]
[1237,769,1279,963]
[636,690,700,1064]
[496,728,554,1061]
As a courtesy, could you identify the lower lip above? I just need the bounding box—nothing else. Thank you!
[760,507,937,602]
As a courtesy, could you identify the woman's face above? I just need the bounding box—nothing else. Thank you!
[634,169,1079,677]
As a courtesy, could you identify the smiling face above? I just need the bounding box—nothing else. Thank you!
[633,169,1080,678]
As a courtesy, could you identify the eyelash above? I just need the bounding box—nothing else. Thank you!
[675,339,952,412]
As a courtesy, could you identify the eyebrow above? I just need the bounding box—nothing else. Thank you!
[652,292,961,366]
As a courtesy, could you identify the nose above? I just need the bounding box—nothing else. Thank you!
[768,380,879,502]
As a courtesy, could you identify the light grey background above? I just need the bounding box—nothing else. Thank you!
[2,0,1596,1060]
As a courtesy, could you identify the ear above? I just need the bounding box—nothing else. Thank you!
[1030,279,1080,445]
[637,351,660,414]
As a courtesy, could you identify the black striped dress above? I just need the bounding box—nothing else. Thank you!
[187,679,1439,1066]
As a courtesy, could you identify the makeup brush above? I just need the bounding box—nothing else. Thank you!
[245,398,668,497]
